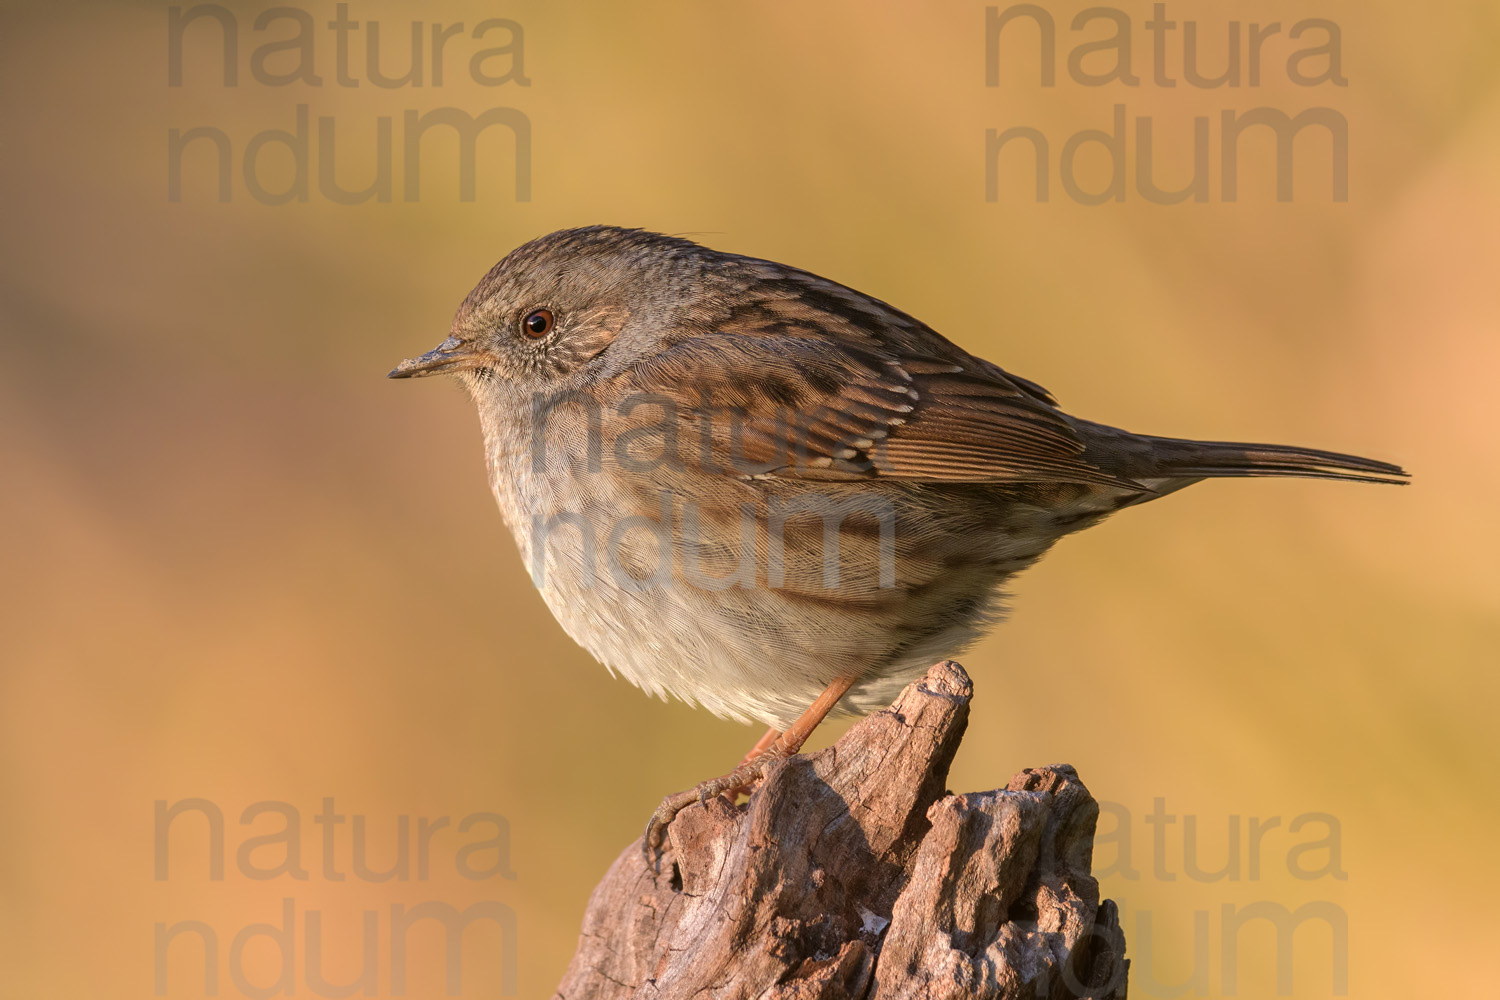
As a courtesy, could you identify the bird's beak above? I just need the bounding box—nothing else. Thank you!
[387,335,484,379]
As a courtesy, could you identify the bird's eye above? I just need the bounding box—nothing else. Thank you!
[522,308,555,339]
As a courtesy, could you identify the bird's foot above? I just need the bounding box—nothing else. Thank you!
[640,678,857,872]
[642,746,789,870]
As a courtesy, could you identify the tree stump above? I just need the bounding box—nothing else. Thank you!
[553,661,1128,999]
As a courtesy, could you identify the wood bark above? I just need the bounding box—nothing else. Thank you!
[553,660,1128,999]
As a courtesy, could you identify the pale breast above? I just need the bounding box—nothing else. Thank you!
[485,410,1101,726]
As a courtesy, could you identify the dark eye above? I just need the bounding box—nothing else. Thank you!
[522,308,554,338]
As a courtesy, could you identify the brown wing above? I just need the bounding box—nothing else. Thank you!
[616,266,1136,488]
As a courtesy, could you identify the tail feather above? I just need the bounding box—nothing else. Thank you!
[1139,435,1410,486]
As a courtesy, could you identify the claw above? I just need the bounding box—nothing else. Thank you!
[642,787,699,872]
[640,752,780,873]
[642,813,664,871]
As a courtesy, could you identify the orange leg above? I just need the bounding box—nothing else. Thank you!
[721,725,785,803]
[740,725,783,766]
[644,676,858,866]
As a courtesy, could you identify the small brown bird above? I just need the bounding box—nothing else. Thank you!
[390,226,1406,857]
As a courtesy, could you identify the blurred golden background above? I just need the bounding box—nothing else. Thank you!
[1,1,1496,997]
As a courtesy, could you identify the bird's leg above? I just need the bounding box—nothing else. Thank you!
[722,725,784,802]
[644,675,858,867]
[740,725,784,767]
[744,725,784,763]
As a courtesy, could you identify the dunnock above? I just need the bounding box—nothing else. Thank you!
[390,226,1406,858]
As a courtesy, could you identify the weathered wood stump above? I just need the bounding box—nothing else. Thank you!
[553,661,1128,999]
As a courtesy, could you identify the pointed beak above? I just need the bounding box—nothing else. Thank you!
[388,335,483,379]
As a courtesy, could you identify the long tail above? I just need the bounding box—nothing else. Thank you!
[1075,421,1410,487]
[1137,435,1409,486]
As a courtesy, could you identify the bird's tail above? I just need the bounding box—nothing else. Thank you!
[1134,434,1409,486]
[1072,420,1410,487]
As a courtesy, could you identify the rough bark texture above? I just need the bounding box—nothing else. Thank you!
[553,661,1128,1000]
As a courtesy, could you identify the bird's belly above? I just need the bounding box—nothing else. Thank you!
[495,465,1097,728]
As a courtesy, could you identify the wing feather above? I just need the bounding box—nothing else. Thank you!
[613,267,1137,488]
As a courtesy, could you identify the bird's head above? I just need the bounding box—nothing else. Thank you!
[388,226,719,397]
